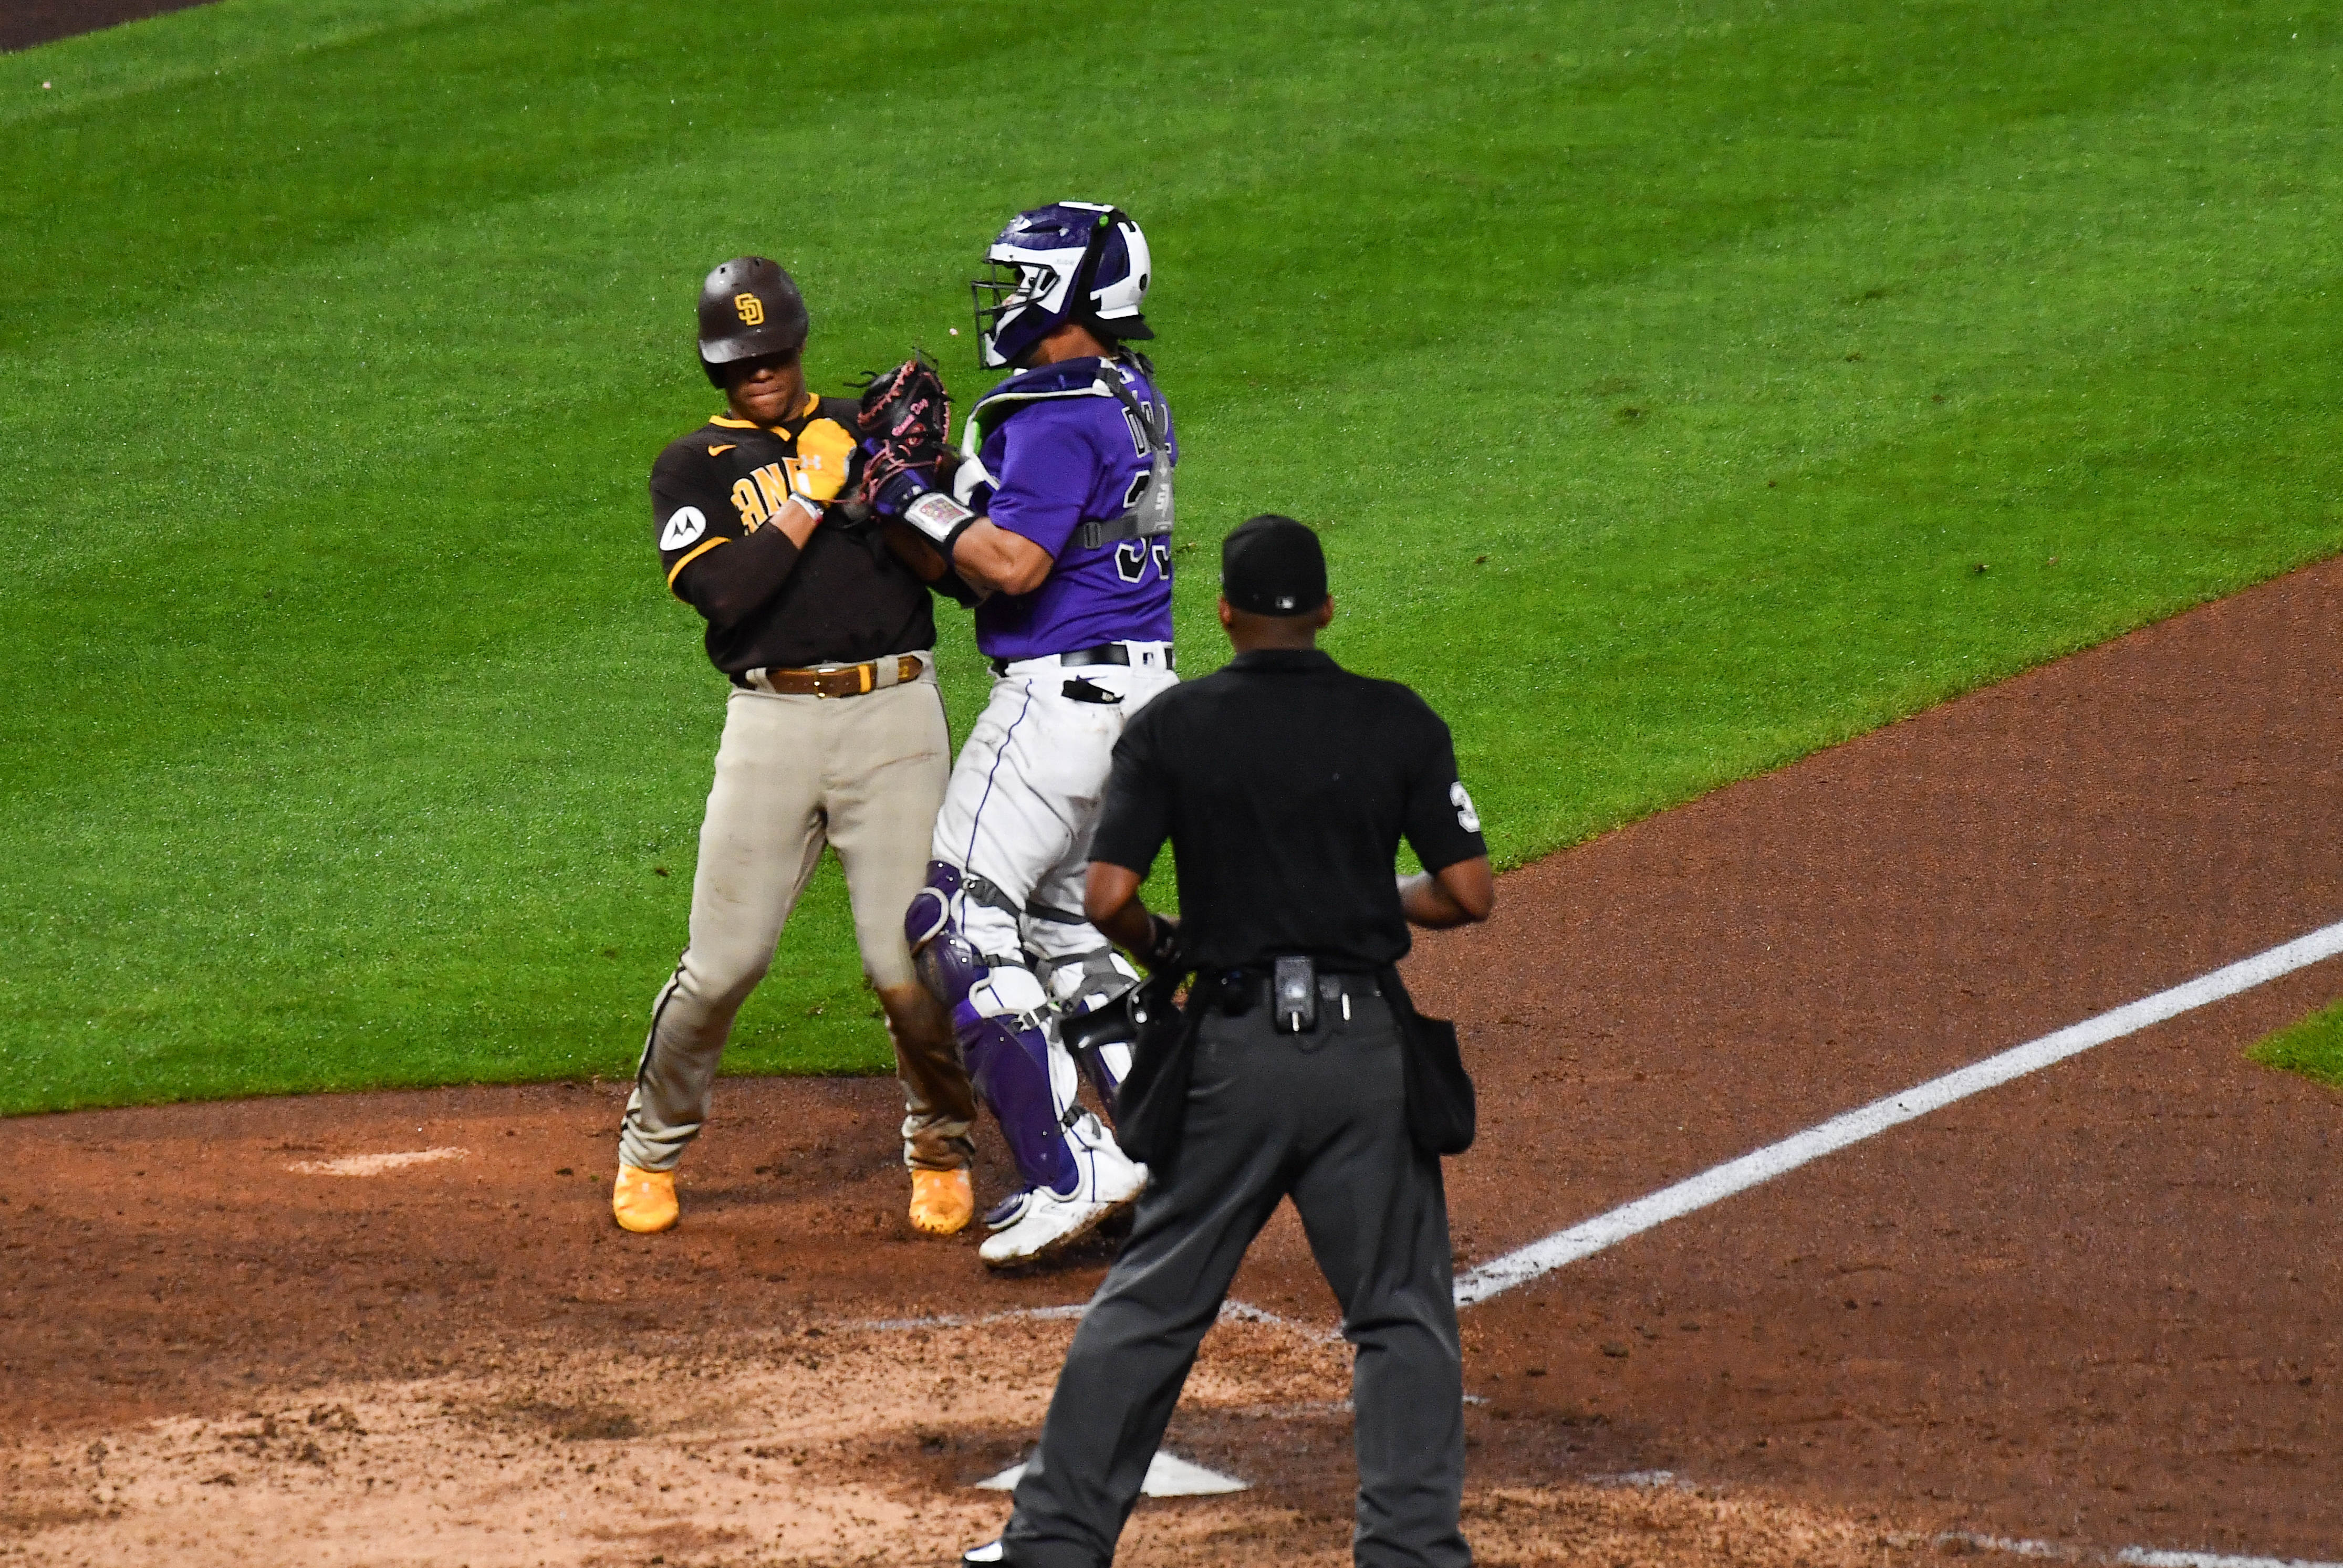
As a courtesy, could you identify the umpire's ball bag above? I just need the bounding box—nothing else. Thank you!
[1381,966,1477,1157]
[1111,968,1200,1168]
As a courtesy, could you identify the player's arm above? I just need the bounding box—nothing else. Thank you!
[879,524,981,605]
[1399,860,1494,928]
[1082,864,1159,954]
[878,515,1045,600]
[1082,724,1183,969]
[864,409,1085,598]
[652,455,821,628]
[946,520,1054,597]
[865,481,1051,598]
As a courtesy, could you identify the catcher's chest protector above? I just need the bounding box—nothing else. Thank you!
[1076,374,1175,552]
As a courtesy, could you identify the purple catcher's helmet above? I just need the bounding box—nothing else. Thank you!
[971,201,1153,370]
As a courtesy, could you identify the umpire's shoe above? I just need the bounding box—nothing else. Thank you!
[960,1540,1006,1565]
[978,1113,1145,1269]
[612,1164,679,1234]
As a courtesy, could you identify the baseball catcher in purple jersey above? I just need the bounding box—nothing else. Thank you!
[862,202,1178,1269]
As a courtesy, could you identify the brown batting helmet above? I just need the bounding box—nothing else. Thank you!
[697,257,809,385]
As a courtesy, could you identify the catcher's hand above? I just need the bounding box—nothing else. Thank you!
[852,351,951,466]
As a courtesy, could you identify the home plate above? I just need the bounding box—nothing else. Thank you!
[975,1451,1247,1496]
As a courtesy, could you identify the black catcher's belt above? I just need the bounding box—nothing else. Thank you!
[991,642,1167,676]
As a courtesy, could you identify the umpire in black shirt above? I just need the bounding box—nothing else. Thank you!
[965,514,1495,1568]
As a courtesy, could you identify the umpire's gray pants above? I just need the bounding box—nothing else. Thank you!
[1001,988,1471,1568]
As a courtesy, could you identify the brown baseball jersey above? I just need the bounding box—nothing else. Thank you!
[652,392,937,675]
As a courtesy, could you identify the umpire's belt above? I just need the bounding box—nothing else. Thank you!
[738,652,928,699]
[989,641,1174,677]
[1203,965,1382,1018]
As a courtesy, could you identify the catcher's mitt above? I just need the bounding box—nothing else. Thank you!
[852,351,951,464]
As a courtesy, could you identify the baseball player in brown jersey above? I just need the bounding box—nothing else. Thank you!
[612,256,980,1239]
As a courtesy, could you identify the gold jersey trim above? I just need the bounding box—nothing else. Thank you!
[666,534,731,592]
[708,391,821,432]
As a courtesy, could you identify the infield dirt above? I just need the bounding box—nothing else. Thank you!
[0,0,210,53]
[5,557,2340,1566]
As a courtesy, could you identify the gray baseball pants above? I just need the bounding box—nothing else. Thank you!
[619,668,974,1174]
[999,987,1471,1568]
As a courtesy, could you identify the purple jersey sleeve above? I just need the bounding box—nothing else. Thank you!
[985,413,1095,559]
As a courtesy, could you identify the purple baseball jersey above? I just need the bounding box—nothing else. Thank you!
[973,359,1176,661]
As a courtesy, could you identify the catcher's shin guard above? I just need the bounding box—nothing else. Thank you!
[957,994,1077,1197]
[908,862,1078,1195]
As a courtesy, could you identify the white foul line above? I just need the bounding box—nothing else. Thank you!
[1454,917,2343,1308]
[1942,1531,2343,1568]
[2116,1549,2343,1568]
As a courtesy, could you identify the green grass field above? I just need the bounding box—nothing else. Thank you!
[4,0,2338,1114]
[2250,1000,2343,1090]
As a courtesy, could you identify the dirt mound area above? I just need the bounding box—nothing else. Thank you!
[2,1313,1950,1567]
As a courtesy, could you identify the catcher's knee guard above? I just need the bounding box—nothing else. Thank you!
[906,863,1077,1195]
[906,862,981,1007]
[1047,947,1143,1117]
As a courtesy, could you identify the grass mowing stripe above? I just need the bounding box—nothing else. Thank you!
[8,2,2332,783]
[2,0,2337,1111]
[0,0,976,350]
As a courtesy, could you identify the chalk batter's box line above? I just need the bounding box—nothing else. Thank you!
[851,1299,1313,1335]
[1454,916,2343,1308]
[1944,1530,2343,1568]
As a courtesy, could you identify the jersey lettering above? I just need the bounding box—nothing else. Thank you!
[1113,541,1148,583]
[750,463,792,520]
[731,477,769,529]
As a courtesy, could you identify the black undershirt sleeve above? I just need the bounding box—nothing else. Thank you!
[675,523,800,630]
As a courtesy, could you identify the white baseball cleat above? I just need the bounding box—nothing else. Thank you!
[978,1114,1146,1270]
[961,1539,1006,1565]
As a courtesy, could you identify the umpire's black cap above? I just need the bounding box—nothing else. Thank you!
[697,257,810,384]
[1221,514,1328,615]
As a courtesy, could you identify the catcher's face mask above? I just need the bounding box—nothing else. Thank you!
[972,202,1152,369]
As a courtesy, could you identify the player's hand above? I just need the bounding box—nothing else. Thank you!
[864,437,978,555]
[860,438,936,519]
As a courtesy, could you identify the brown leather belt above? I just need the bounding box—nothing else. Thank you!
[751,654,925,698]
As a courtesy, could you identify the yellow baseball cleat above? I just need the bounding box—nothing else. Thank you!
[612,1164,678,1234]
[908,1167,975,1236]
